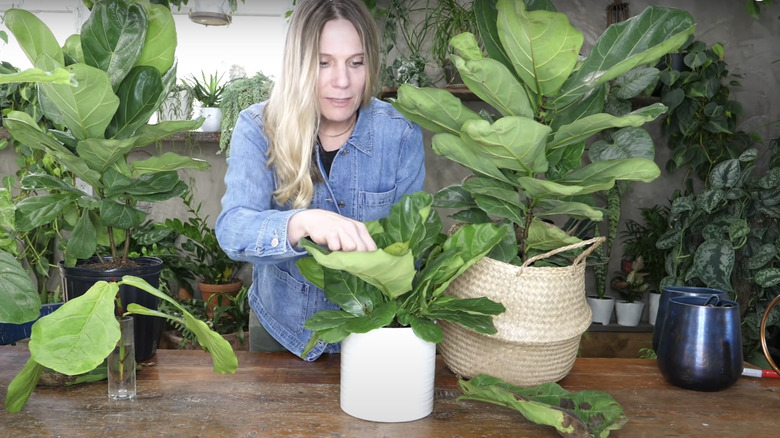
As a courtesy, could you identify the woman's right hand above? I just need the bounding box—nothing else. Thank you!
[288,209,376,252]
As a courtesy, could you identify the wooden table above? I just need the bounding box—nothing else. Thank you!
[1,347,778,437]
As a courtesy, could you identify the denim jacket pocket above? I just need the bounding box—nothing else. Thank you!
[261,264,310,335]
[357,186,397,221]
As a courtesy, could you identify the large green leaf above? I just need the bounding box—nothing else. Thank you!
[555,6,695,108]
[299,240,416,299]
[431,133,511,183]
[0,67,71,85]
[473,0,514,75]
[0,250,40,324]
[459,375,628,437]
[77,137,138,173]
[496,0,583,97]
[106,66,165,139]
[3,9,64,67]
[392,85,482,136]
[81,0,147,90]
[561,158,661,187]
[133,3,176,74]
[461,117,551,174]
[321,270,384,317]
[38,63,120,141]
[130,152,210,177]
[549,104,667,155]
[14,193,79,233]
[28,281,119,375]
[3,112,102,188]
[67,209,98,260]
[691,240,734,292]
[4,359,44,414]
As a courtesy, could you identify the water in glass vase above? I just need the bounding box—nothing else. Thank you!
[108,316,137,400]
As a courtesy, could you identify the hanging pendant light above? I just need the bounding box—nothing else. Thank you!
[189,0,232,26]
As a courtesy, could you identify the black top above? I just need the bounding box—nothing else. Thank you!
[318,141,338,177]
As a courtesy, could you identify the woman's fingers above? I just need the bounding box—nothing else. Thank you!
[289,209,376,252]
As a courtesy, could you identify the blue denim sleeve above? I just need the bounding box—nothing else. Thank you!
[215,105,307,265]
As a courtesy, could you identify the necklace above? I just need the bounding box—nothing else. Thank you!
[320,115,356,138]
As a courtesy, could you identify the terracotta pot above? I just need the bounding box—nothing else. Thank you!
[198,279,243,317]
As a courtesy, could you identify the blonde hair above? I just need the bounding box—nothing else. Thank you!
[264,0,380,208]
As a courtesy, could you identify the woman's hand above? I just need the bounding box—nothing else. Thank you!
[288,209,376,252]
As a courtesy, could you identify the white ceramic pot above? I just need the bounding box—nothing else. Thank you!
[587,296,615,325]
[199,107,222,132]
[648,291,661,326]
[616,300,645,326]
[340,327,436,422]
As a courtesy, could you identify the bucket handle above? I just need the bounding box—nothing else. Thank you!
[518,236,606,273]
[760,294,780,376]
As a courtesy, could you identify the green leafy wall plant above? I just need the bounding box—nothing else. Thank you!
[218,71,274,155]
[393,0,695,264]
[297,191,507,356]
[657,143,780,360]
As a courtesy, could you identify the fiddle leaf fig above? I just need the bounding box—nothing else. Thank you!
[299,191,506,356]
[0,251,40,324]
[394,1,694,261]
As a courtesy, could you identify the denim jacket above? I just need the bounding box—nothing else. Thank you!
[215,97,425,360]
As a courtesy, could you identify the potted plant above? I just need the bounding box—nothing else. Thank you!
[392,0,694,384]
[161,190,244,317]
[187,70,226,131]
[157,81,194,122]
[297,191,506,422]
[611,256,650,326]
[160,284,250,351]
[0,0,209,360]
[218,71,274,155]
[622,205,671,325]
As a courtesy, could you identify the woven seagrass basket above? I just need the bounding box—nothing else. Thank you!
[438,236,604,387]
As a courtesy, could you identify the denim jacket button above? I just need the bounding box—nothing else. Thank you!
[271,237,279,247]
[338,201,345,207]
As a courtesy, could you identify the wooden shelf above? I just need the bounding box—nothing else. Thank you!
[0,127,221,143]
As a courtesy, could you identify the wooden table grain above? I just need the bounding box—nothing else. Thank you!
[1,346,778,437]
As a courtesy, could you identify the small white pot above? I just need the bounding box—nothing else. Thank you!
[648,291,661,326]
[616,300,645,327]
[587,296,615,325]
[199,107,222,132]
[340,327,436,422]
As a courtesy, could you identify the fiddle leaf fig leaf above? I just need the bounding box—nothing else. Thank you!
[81,0,146,90]
[459,375,628,437]
[451,54,534,119]
[392,85,482,135]
[497,0,583,97]
[134,3,176,74]
[28,281,120,375]
[5,359,44,414]
[2,8,64,67]
[38,63,120,141]
[106,66,165,139]
[0,251,40,324]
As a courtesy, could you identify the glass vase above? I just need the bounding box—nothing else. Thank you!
[108,316,136,400]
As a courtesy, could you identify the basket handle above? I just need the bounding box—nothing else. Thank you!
[519,236,606,271]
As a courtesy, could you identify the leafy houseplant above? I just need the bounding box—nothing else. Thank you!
[218,71,274,155]
[610,257,650,303]
[392,0,695,265]
[187,70,226,108]
[3,273,239,413]
[658,39,753,187]
[298,191,507,353]
[0,0,208,269]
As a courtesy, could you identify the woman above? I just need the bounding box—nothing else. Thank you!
[215,0,425,360]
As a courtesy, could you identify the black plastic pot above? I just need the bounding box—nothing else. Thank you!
[60,257,164,362]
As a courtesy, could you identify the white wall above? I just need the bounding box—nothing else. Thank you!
[0,0,291,81]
